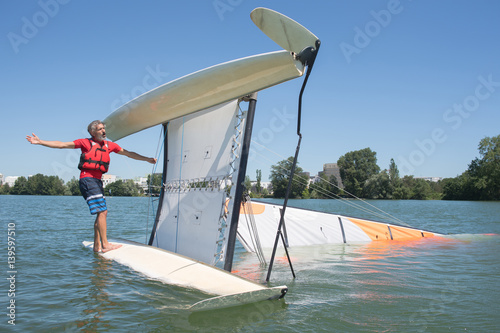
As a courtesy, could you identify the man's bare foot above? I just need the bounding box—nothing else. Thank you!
[93,247,102,253]
[102,243,122,253]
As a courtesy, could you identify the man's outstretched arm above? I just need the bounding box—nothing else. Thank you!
[117,149,157,164]
[26,133,75,149]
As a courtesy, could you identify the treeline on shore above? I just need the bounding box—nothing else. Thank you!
[2,135,498,200]
[253,134,500,201]
[0,174,160,197]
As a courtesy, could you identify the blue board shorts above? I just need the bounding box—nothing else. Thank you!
[79,177,107,215]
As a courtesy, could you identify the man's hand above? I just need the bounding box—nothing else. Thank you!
[26,133,75,149]
[26,133,41,145]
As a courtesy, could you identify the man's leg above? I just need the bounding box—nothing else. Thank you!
[93,210,106,252]
[80,177,121,253]
[93,210,121,253]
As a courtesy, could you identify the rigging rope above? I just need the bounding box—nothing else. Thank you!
[241,195,266,265]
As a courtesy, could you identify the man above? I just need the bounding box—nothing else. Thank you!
[26,120,156,253]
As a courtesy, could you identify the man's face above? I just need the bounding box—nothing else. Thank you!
[93,123,106,141]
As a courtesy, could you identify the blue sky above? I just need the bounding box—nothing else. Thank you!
[2,0,499,183]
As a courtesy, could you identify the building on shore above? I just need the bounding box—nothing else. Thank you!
[101,174,118,188]
[134,177,149,192]
[415,176,443,182]
[4,176,20,187]
[318,163,344,189]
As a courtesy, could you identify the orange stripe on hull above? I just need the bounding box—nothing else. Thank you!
[347,217,435,241]
[240,202,266,215]
[390,225,435,239]
[347,218,392,241]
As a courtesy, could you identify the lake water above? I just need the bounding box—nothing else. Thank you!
[1,195,499,332]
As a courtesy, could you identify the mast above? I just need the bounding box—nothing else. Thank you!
[266,41,321,282]
[224,93,258,272]
[148,123,168,245]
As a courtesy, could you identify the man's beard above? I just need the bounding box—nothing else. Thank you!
[95,133,106,141]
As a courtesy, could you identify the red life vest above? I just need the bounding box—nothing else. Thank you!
[78,139,111,173]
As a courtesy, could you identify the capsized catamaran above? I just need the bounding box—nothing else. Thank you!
[238,200,443,254]
[236,192,445,283]
[83,7,321,311]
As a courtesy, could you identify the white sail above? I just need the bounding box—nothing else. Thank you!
[150,100,245,265]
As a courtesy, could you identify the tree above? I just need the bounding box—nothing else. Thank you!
[23,174,66,195]
[0,183,11,195]
[147,173,163,195]
[48,175,66,195]
[337,148,380,197]
[105,179,142,196]
[243,175,252,193]
[255,169,262,194]
[269,157,307,198]
[399,176,433,200]
[392,181,412,199]
[66,177,81,196]
[388,158,402,196]
[27,174,47,195]
[475,135,500,199]
[310,174,340,199]
[327,175,341,196]
[363,171,391,199]
[388,158,400,182]
[428,180,444,199]
[10,177,29,195]
[442,134,500,200]
[411,178,433,200]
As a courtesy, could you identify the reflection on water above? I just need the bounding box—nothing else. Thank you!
[76,255,115,331]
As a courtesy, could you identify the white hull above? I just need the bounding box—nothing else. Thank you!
[238,201,443,252]
[251,7,319,54]
[82,239,286,311]
[104,51,304,141]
